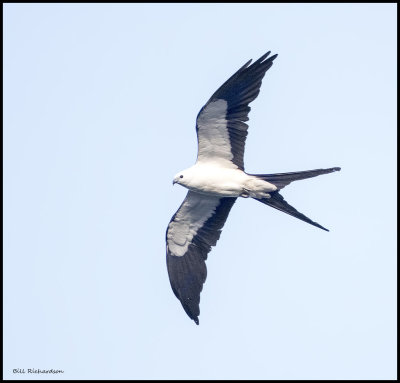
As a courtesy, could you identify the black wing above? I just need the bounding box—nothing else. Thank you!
[166,191,236,324]
[196,51,278,170]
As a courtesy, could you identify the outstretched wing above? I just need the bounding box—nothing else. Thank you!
[195,51,278,170]
[166,191,236,325]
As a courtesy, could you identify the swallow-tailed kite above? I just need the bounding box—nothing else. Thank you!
[166,51,340,325]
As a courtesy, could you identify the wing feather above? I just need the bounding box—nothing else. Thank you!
[195,51,278,170]
[166,191,236,324]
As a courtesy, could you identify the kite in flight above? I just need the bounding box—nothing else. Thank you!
[166,51,340,325]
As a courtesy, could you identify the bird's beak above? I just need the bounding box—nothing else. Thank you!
[172,180,177,186]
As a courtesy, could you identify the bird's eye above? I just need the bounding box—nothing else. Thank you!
[180,175,183,178]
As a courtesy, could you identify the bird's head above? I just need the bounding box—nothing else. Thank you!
[172,169,190,187]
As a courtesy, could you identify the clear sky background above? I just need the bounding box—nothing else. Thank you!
[3,3,397,380]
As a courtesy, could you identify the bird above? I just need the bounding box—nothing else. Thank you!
[166,51,340,325]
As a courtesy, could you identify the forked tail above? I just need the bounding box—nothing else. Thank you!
[256,192,329,231]
[250,167,341,190]
[251,167,341,231]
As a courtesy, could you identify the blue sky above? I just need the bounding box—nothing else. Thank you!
[3,3,396,380]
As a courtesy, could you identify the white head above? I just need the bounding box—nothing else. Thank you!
[172,168,192,187]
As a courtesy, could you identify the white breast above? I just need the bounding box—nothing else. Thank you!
[181,163,275,198]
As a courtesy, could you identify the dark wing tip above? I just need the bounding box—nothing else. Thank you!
[255,51,271,63]
[242,58,252,68]
[333,167,341,172]
[249,52,278,70]
[269,53,278,62]
[194,317,199,325]
[257,51,278,63]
